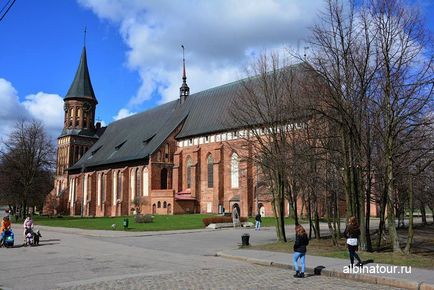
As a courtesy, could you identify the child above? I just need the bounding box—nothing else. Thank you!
[293,224,309,278]
[23,215,33,243]
[255,213,262,230]
[1,216,12,245]
[344,216,363,267]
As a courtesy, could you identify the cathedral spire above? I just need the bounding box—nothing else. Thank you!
[64,45,98,104]
[179,45,190,104]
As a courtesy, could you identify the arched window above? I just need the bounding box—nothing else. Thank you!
[83,112,88,128]
[164,144,169,161]
[69,108,73,127]
[186,157,192,188]
[136,168,141,196]
[161,168,168,189]
[207,154,214,188]
[101,173,106,203]
[231,153,239,188]
[117,170,122,200]
[76,107,81,127]
[157,201,161,208]
[163,201,167,208]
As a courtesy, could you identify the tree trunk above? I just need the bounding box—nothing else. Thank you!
[365,171,373,252]
[377,189,387,250]
[314,204,321,240]
[420,205,427,225]
[358,166,367,251]
[307,191,313,240]
[271,197,282,241]
[404,175,414,254]
[386,139,402,253]
[326,194,338,246]
[341,128,353,218]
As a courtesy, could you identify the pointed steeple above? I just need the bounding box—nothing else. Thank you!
[65,46,98,104]
[179,45,189,104]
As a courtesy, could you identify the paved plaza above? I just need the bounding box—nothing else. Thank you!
[0,222,405,290]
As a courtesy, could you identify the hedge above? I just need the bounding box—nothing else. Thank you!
[202,216,247,226]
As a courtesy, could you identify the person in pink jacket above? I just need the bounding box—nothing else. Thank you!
[23,215,33,243]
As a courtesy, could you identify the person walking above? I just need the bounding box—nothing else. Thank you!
[293,224,309,278]
[255,213,262,231]
[344,216,363,268]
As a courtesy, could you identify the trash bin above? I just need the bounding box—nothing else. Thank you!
[241,233,250,246]
[123,218,129,230]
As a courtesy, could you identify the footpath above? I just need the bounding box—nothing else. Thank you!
[216,249,434,290]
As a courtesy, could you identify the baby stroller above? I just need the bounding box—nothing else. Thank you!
[25,228,34,246]
[24,228,41,246]
[2,229,14,248]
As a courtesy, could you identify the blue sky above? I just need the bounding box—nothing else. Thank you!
[0,0,432,141]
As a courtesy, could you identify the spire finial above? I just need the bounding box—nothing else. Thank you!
[179,44,189,103]
[181,45,186,81]
[84,26,87,47]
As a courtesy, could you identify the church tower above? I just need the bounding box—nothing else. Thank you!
[54,45,100,198]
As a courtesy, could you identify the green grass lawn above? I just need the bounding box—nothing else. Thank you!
[247,216,297,227]
[33,214,296,232]
[34,214,216,231]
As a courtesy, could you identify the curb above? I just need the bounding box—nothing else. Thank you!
[215,252,434,290]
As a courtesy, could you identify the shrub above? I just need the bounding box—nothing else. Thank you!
[135,214,154,223]
[202,216,247,226]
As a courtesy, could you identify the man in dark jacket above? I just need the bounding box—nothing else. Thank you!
[293,224,309,278]
[255,213,262,230]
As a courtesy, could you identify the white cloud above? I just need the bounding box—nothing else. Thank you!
[113,108,136,121]
[78,0,324,107]
[0,78,64,142]
[22,92,64,132]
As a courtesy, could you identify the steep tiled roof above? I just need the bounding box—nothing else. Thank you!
[69,63,308,171]
[64,46,98,104]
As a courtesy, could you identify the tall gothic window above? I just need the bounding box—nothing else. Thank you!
[76,107,81,127]
[207,154,214,188]
[136,168,141,196]
[164,144,169,161]
[161,168,168,189]
[83,112,88,128]
[186,157,192,189]
[101,173,106,203]
[117,170,122,200]
[231,153,239,188]
[69,108,73,127]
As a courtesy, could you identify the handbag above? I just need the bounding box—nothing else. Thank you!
[346,238,358,246]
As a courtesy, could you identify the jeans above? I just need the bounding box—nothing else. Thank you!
[255,221,261,230]
[293,252,305,273]
[348,247,361,265]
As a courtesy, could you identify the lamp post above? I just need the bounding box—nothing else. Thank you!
[81,165,85,218]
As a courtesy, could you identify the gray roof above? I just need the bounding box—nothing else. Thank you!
[69,63,309,171]
[65,46,98,104]
[70,100,188,170]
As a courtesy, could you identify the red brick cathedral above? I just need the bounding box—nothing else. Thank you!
[46,45,287,218]
[47,45,380,218]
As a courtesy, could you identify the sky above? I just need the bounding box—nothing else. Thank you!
[0,0,433,142]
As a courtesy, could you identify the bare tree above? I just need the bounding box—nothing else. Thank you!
[229,53,314,242]
[0,120,55,217]
[369,0,434,253]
